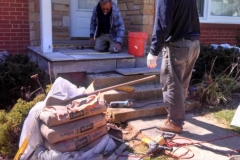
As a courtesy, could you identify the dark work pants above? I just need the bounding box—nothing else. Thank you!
[161,39,200,126]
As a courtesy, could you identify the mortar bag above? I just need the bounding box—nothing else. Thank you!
[39,94,107,127]
[40,113,106,143]
[44,125,108,152]
[32,134,116,160]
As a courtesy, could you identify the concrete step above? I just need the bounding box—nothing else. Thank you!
[86,72,160,90]
[102,83,162,104]
[106,99,200,123]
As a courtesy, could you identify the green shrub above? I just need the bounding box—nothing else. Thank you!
[0,54,45,110]
[0,85,51,157]
[192,45,239,82]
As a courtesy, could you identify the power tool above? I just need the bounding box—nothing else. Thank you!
[141,132,175,155]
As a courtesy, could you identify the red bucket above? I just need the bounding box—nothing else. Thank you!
[128,32,148,57]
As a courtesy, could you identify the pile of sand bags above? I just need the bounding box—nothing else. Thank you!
[39,94,108,152]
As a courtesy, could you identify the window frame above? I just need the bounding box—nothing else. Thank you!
[199,0,240,24]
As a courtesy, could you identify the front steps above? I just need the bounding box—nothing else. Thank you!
[86,72,200,123]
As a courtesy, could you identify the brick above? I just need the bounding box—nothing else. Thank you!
[11,29,23,32]
[16,0,28,3]
[10,12,22,16]
[16,7,28,12]
[0,37,11,40]
[16,15,29,20]
[20,24,29,28]
[0,20,9,24]
[0,11,10,15]
[0,24,12,28]
[10,3,22,7]
[17,32,29,37]
[2,15,16,20]
[12,24,19,28]
[18,41,30,45]
[0,3,9,7]
[2,0,15,2]
[5,41,18,45]
[4,33,17,36]
[2,7,15,11]
[11,37,23,40]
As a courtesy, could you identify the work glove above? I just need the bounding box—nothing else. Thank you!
[147,53,158,68]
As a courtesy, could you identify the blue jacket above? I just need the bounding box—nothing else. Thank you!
[90,2,125,44]
[150,0,201,56]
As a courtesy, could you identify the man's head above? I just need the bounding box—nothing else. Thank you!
[99,0,112,15]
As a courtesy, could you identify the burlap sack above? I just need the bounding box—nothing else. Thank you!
[44,125,108,153]
[39,95,107,127]
[40,114,106,143]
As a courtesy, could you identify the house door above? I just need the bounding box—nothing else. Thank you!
[70,0,118,38]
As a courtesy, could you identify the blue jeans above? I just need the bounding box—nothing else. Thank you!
[161,39,200,126]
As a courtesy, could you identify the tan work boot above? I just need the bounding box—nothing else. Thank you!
[156,118,183,133]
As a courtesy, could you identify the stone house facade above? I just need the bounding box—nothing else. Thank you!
[0,0,240,54]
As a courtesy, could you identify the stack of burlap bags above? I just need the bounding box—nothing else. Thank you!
[39,94,108,153]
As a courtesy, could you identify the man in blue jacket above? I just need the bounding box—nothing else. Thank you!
[89,0,125,53]
[147,0,201,133]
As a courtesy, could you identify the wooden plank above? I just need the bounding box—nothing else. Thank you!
[230,103,240,128]
[116,66,160,75]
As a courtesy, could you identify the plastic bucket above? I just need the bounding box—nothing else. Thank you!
[128,32,148,57]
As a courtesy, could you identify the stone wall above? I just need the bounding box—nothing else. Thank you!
[28,0,70,46]
[27,0,240,48]
[118,0,155,48]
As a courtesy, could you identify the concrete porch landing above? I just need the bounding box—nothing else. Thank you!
[27,46,152,80]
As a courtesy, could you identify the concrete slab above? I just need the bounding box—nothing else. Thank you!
[127,113,240,160]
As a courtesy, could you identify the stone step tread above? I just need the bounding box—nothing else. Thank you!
[107,99,200,123]
[102,83,161,95]
[102,83,162,103]
[86,73,160,90]
[116,66,161,75]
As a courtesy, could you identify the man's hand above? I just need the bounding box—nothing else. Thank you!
[89,38,94,46]
[147,53,158,68]
[114,43,121,52]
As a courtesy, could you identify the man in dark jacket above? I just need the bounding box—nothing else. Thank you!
[147,0,201,133]
[89,0,125,53]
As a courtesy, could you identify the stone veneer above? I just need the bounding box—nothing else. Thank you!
[28,0,154,48]
[29,0,70,46]
[28,0,239,49]
[118,0,155,47]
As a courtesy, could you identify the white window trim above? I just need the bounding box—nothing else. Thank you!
[199,0,240,24]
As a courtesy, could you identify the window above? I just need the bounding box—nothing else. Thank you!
[196,0,204,16]
[197,0,240,24]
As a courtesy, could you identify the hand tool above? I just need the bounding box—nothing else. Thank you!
[109,99,134,108]
[69,75,156,101]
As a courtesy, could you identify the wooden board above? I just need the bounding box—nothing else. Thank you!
[230,103,240,128]
[116,66,160,75]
